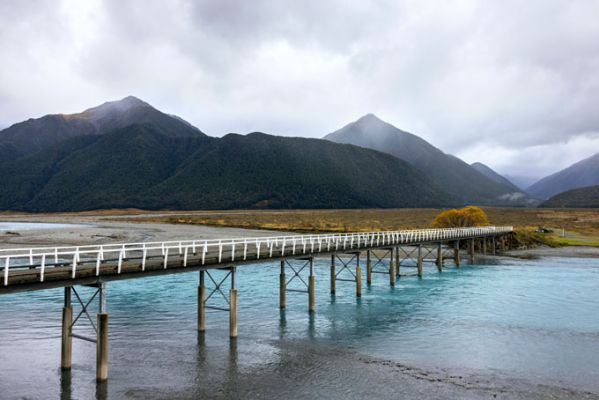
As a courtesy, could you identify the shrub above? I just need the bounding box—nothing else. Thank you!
[432,206,490,228]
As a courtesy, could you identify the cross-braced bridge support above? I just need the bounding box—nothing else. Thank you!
[365,248,395,286]
[198,267,237,338]
[279,257,315,312]
[61,282,108,382]
[330,252,362,297]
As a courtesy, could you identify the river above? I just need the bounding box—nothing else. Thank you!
[1,255,598,399]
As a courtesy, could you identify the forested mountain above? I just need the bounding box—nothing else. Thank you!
[0,96,203,161]
[325,114,530,205]
[0,108,457,211]
[528,153,599,199]
[540,185,599,208]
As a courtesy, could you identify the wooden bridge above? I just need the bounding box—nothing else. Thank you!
[0,226,512,382]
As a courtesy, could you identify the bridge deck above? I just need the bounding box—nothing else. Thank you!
[0,226,512,294]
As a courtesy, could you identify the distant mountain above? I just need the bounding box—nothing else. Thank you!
[540,185,599,208]
[527,153,599,199]
[471,162,520,192]
[0,122,457,212]
[0,96,204,161]
[325,114,529,205]
[504,175,538,192]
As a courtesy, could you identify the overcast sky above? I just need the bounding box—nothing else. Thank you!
[1,0,598,180]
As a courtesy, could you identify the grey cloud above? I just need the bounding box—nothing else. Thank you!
[1,0,598,178]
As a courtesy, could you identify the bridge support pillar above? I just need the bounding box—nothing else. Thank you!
[96,283,108,382]
[436,243,443,272]
[483,238,487,255]
[492,236,496,255]
[330,254,336,295]
[454,240,460,267]
[308,258,315,313]
[469,239,475,263]
[366,250,372,286]
[389,247,395,286]
[61,287,72,370]
[279,261,286,309]
[501,236,506,252]
[198,271,205,332]
[395,247,400,278]
[417,245,423,277]
[230,267,238,339]
[356,253,362,298]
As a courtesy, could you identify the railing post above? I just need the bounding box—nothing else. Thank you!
[61,287,72,370]
[280,260,286,309]
[198,271,205,332]
[230,267,237,339]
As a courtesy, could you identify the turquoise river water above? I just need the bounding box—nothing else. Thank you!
[1,255,598,399]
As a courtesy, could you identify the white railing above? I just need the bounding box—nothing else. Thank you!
[0,226,512,286]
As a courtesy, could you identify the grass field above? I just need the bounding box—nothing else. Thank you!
[117,207,599,247]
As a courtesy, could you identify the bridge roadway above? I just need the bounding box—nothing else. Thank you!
[0,226,513,382]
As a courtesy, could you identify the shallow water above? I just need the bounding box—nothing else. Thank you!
[0,222,88,232]
[1,256,598,399]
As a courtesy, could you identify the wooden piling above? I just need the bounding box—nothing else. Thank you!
[229,289,238,338]
[309,258,315,313]
[61,291,72,370]
[417,245,423,277]
[389,248,395,286]
[330,254,336,295]
[454,240,460,267]
[492,236,496,255]
[483,238,487,255]
[308,276,315,313]
[96,313,108,382]
[436,243,443,272]
[356,265,362,298]
[395,247,400,278]
[279,260,286,309]
[198,271,205,332]
[366,250,372,286]
[469,238,475,263]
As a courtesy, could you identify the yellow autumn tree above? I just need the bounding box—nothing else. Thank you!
[432,206,490,228]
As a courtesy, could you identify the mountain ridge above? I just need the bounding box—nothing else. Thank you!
[324,114,529,205]
[527,153,599,199]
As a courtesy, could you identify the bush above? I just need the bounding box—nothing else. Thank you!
[432,206,490,228]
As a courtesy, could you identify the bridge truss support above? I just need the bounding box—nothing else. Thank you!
[280,257,315,313]
[330,252,362,297]
[366,248,395,286]
[198,267,237,338]
[60,282,108,382]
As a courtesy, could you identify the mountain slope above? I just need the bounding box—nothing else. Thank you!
[0,96,204,161]
[325,114,525,205]
[527,153,599,200]
[471,162,520,192]
[540,185,599,208]
[0,125,457,212]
